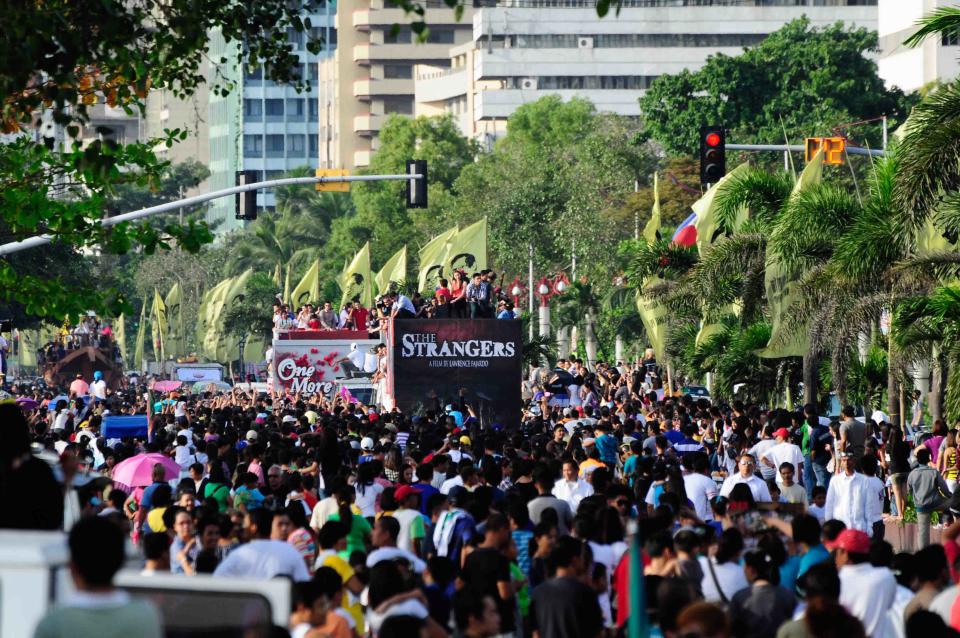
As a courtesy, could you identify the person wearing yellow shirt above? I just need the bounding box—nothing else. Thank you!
[314,521,366,635]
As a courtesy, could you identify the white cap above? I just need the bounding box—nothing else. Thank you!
[349,440,361,450]
[246,429,258,441]
[361,436,375,451]
[282,415,297,424]
[562,407,573,417]
[582,437,596,447]
[871,410,890,424]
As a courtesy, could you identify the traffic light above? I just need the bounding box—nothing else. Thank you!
[405,159,428,209]
[699,125,726,186]
[235,170,258,221]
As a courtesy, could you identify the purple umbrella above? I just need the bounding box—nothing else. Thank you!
[15,397,38,410]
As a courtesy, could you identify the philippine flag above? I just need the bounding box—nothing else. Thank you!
[671,211,697,248]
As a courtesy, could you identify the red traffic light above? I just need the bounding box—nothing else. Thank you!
[705,132,721,147]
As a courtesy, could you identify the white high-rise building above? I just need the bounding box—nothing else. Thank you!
[414,0,879,145]
[207,3,337,233]
[878,0,960,93]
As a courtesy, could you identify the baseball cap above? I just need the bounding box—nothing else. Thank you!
[394,484,423,502]
[361,437,375,451]
[774,428,790,439]
[447,485,469,505]
[459,435,472,446]
[562,407,573,417]
[246,430,258,441]
[384,424,398,433]
[826,528,870,554]
[93,371,103,381]
[282,415,297,424]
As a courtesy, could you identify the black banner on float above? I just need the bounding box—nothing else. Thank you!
[390,319,522,428]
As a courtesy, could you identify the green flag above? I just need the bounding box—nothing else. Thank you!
[164,282,184,360]
[134,303,147,372]
[444,217,488,275]
[375,245,408,296]
[642,173,661,244]
[216,270,253,362]
[290,260,321,309]
[202,278,234,360]
[418,227,458,293]
[339,242,374,310]
[151,288,167,363]
[759,151,824,359]
[693,162,750,256]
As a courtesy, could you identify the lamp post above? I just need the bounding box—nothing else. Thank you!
[537,278,552,339]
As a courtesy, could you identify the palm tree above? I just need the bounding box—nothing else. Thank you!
[274,166,355,231]
[225,204,327,278]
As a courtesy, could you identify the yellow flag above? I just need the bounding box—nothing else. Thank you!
[445,217,488,276]
[339,242,374,310]
[216,269,253,362]
[19,329,38,368]
[643,173,661,244]
[290,260,321,310]
[151,288,167,363]
[164,282,184,360]
[115,314,127,364]
[759,151,824,359]
[134,302,147,372]
[693,162,750,256]
[202,278,234,360]
[283,263,292,306]
[376,245,408,296]
[418,227,458,293]
[636,279,668,361]
[273,263,282,287]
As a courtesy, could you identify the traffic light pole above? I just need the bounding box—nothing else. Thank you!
[0,173,422,257]
[726,143,885,157]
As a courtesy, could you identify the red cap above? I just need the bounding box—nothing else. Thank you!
[394,484,423,502]
[774,428,790,439]
[826,529,871,554]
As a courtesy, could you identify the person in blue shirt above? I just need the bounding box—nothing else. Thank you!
[664,418,686,446]
[594,423,619,466]
[233,472,266,512]
[139,463,170,511]
[674,425,706,459]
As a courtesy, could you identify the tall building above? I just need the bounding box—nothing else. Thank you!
[318,0,474,170]
[146,70,210,172]
[207,3,337,233]
[414,0,879,145]
[878,0,960,93]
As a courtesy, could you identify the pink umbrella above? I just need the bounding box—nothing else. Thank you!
[151,380,182,392]
[111,453,179,489]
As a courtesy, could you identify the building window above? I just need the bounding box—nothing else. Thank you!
[265,99,285,121]
[382,96,414,115]
[383,64,413,79]
[309,134,318,157]
[265,134,285,158]
[309,98,319,120]
[426,27,456,44]
[944,31,960,46]
[243,135,263,158]
[509,75,658,90]
[287,134,307,156]
[243,99,263,121]
[287,27,305,50]
[244,66,263,86]
[384,26,411,44]
[503,32,768,49]
[286,98,306,121]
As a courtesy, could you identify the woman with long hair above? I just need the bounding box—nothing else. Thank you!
[730,547,797,638]
[885,426,911,519]
[449,270,467,319]
[940,429,960,495]
[330,484,371,560]
[285,502,317,572]
[203,463,233,513]
[354,460,384,520]
[925,419,948,465]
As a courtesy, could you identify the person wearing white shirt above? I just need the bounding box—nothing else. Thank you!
[366,515,427,573]
[719,453,772,503]
[860,454,887,540]
[761,428,805,486]
[699,529,749,603]
[213,509,310,582]
[748,426,778,482]
[552,460,594,514]
[824,452,871,532]
[682,452,718,521]
[833,529,898,638]
[89,371,107,400]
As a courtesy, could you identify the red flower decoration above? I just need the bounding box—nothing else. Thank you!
[310,348,318,354]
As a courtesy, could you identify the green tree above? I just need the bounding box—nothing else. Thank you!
[222,272,278,344]
[0,0,322,320]
[225,205,327,279]
[640,17,912,156]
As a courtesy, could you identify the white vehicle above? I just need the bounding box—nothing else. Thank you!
[0,530,290,637]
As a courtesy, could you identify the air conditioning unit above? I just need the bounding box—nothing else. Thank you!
[578,37,594,49]
[520,77,537,90]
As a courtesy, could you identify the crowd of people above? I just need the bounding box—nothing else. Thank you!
[6,354,960,638]
[272,270,519,336]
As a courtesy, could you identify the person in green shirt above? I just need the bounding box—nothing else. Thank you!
[34,517,162,638]
[327,485,372,560]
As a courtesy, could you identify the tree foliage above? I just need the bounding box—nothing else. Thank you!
[640,17,912,156]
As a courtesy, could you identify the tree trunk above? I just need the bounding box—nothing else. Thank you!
[570,326,579,359]
[930,347,946,424]
[888,332,901,428]
[585,309,598,371]
[802,350,819,411]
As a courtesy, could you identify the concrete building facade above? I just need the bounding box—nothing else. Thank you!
[318,0,474,170]
[206,3,337,233]
[877,0,960,93]
[413,0,879,146]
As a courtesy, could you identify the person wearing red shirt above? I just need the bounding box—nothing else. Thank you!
[352,301,368,334]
